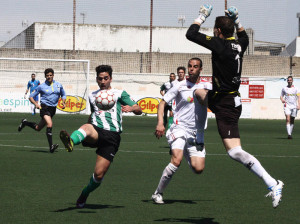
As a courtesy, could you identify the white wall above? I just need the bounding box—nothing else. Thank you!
[34,23,213,53]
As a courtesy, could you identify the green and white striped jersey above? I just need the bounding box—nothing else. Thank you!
[89,88,137,133]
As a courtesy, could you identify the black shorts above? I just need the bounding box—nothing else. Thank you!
[208,91,241,139]
[165,104,172,111]
[40,104,56,118]
[82,124,121,162]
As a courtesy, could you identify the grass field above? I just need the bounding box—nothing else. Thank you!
[1,113,300,224]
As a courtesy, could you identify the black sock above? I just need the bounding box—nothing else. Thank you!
[24,121,37,130]
[46,127,53,147]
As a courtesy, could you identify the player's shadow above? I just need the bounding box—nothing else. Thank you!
[53,203,124,213]
[142,199,213,204]
[155,217,220,224]
[17,149,55,153]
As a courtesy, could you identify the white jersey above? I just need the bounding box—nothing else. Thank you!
[163,79,212,130]
[89,88,137,133]
[281,85,299,109]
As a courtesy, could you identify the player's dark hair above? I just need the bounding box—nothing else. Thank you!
[170,73,175,76]
[44,68,54,76]
[96,65,113,78]
[31,73,35,76]
[215,16,235,38]
[177,66,186,73]
[189,57,203,68]
[287,75,293,80]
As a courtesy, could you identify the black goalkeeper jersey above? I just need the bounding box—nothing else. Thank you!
[186,24,249,93]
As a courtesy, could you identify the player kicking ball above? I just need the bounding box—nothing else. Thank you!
[59,65,142,208]
[186,4,284,208]
[151,58,211,204]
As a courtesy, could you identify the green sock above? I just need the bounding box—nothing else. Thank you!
[70,130,85,145]
[81,175,102,197]
[168,117,173,129]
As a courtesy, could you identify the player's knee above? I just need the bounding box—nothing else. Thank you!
[193,167,204,174]
[171,159,181,167]
[94,171,105,180]
[191,164,205,174]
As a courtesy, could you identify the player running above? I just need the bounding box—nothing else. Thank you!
[18,68,66,153]
[25,73,40,115]
[151,58,211,204]
[59,65,142,208]
[280,76,300,139]
[186,4,284,208]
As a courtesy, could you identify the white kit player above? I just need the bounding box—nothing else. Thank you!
[151,58,212,204]
[280,76,300,139]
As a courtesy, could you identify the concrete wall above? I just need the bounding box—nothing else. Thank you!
[0,48,299,76]
[3,22,256,54]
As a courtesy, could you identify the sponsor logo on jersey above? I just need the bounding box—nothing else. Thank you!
[187,96,194,103]
[137,97,161,114]
[57,95,86,113]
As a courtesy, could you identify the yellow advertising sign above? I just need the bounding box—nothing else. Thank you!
[57,95,86,113]
[137,97,161,114]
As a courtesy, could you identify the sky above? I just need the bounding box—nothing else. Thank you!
[1,0,299,46]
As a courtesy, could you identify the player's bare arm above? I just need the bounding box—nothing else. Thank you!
[155,100,166,139]
[121,104,142,115]
[280,95,286,104]
[29,97,41,109]
[195,89,209,106]
[61,99,66,109]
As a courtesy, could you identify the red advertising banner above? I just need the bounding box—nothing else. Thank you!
[249,85,264,98]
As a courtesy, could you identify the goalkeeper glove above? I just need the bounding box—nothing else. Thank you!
[24,94,27,99]
[195,4,213,25]
[225,6,242,29]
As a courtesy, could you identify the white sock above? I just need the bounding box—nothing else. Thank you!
[155,163,178,194]
[227,146,277,188]
[30,104,35,114]
[287,124,291,135]
[290,124,294,135]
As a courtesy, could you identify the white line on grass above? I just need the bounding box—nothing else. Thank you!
[0,143,299,158]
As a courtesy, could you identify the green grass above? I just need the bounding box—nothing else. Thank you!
[1,113,300,224]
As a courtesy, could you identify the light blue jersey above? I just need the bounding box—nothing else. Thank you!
[27,79,40,94]
[30,80,66,107]
[27,79,40,101]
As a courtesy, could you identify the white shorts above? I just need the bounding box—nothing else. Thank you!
[166,124,206,158]
[284,106,298,117]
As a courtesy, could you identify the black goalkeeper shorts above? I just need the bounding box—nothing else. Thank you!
[208,92,241,139]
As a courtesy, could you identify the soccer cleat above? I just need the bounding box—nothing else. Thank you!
[288,135,292,139]
[187,138,205,152]
[60,130,74,152]
[50,144,59,153]
[18,119,27,132]
[265,180,284,208]
[76,193,88,208]
[151,193,164,204]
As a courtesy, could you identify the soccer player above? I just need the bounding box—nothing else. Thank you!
[160,73,176,128]
[59,65,142,208]
[172,66,186,87]
[18,68,66,153]
[280,76,300,139]
[151,58,212,204]
[25,73,40,115]
[186,5,284,208]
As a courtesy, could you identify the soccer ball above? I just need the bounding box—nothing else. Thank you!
[95,90,116,110]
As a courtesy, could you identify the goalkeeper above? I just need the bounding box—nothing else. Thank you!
[186,5,284,208]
